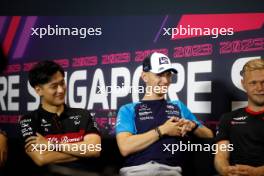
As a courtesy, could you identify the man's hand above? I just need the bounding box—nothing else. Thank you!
[159,117,197,137]
[222,165,262,176]
[222,165,242,176]
[180,119,197,136]
[0,133,8,167]
[235,165,262,176]
[25,133,49,152]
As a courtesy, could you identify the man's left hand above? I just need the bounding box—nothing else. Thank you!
[25,133,49,152]
[234,164,263,176]
[178,119,197,137]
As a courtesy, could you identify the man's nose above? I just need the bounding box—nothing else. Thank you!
[256,82,264,92]
[161,76,170,84]
[57,85,65,93]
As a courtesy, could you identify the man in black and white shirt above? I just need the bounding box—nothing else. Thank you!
[215,59,264,176]
[19,60,101,167]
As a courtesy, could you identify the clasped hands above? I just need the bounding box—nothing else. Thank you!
[159,117,197,137]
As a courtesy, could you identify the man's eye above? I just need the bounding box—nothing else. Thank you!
[60,81,65,86]
[50,85,58,89]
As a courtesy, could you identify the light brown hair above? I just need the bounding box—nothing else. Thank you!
[240,59,264,76]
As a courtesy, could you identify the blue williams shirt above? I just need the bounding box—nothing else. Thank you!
[116,99,202,167]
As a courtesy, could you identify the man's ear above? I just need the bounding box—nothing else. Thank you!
[241,79,246,91]
[141,72,148,83]
[34,85,43,96]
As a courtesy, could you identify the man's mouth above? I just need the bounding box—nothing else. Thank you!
[254,94,264,96]
[56,94,65,98]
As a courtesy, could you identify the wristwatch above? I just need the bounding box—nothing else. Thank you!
[191,121,199,132]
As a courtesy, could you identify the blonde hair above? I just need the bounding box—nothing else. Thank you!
[240,59,264,76]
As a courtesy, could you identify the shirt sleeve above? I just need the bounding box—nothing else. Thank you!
[85,111,100,135]
[177,101,202,127]
[214,114,230,143]
[19,114,37,145]
[115,104,136,135]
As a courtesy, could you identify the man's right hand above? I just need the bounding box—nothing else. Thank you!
[159,117,192,137]
[222,165,264,176]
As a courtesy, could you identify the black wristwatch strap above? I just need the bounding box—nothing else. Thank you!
[155,127,163,139]
[191,121,199,132]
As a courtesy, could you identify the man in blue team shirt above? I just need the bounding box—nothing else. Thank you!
[116,52,213,176]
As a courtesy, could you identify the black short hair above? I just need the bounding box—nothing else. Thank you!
[28,60,65,88]
[142,55,152,72]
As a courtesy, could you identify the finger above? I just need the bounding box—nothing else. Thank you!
[178,119,188,126]
[181,131,187,137]
[25,139,36,150]
[236,164,250,170]
[172,116,180,119]
[235,165,250,175]
[173,126,182,136]
[3,151,7,163]
[228,174,239,176]
[169,117,178,122]
[0,161,4,168]
[25,136,37,143]
[1,151,7,167]
[186,124,193,132]
[36,132,43,137]
[235,170,248,176]
[190,121,196,127]
[227,167,240,176]
[183,119,192,126]
[0,152,3,166]
[25,143,33,151]
[227,166,235,173]
[231,167,248,176]
[181,125,187,136]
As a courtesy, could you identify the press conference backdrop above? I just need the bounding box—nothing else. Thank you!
[0,14,264,137]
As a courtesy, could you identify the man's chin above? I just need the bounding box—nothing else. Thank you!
[255,102,264,107]
[155,93,167,97]
[53,100,65,106]
[154,90,168,96]
[251,98,264,107]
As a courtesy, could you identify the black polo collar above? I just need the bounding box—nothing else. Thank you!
[37,104,69,119]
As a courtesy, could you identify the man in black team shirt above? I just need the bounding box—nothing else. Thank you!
[215,59,264,176]
[19,61,101,168]
[116,52,213,176]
